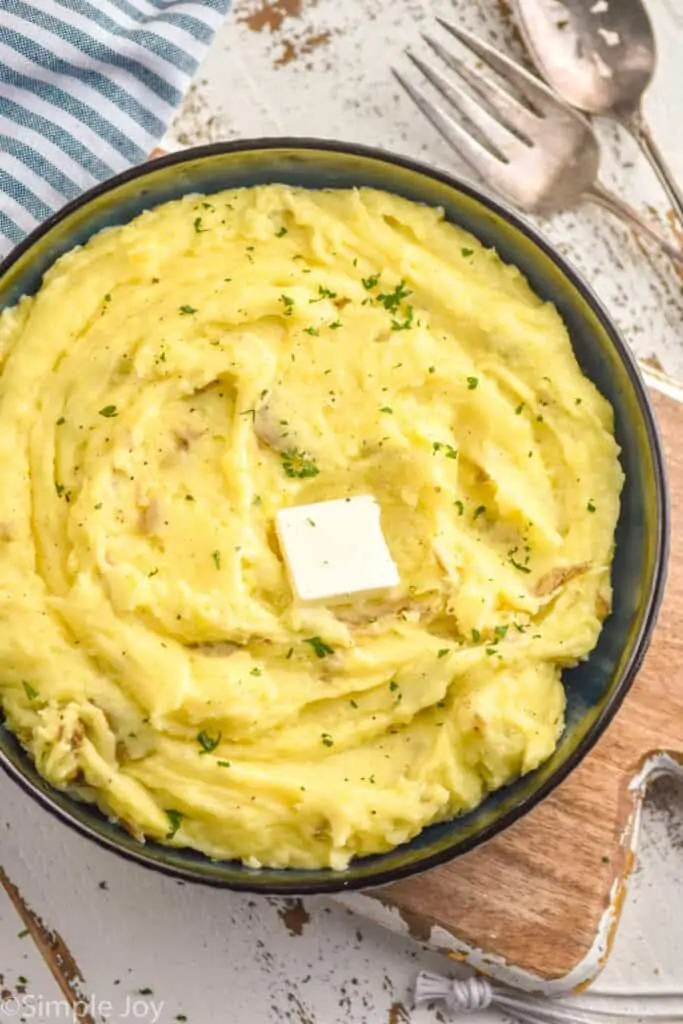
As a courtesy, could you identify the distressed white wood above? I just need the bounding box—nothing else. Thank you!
[2,1,683,1021]
[0,880,66,1012]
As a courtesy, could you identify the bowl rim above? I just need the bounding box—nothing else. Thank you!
[0,136,670,893]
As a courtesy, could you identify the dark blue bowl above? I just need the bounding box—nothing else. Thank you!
[0,140,668,892]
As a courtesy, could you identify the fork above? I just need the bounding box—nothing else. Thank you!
[393,19,683,266]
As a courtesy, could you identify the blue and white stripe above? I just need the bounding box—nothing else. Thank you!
[0,0,229,256]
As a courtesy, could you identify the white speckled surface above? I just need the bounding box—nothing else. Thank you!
[1,2,683,1021]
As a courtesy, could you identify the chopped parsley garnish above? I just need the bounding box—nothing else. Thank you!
[454,500,464,515]
[240,408,256,421]
[428,365,435,374]
[193,216,208,233]
[280,294,294,316]
[165,810,184,839]
[22,681,39,701]
[437,648,449,658]
[362,273,380,290]
[587,499,596,513]
[471,628,481,642]
[494,625,508,639]
[513,622,527,633]
[310,285,337,303]
[305,636,334,658]
[485,647,498,656]
[217,760,231,768]
[197,730,222,754]
[467,376,479,390]
[286,647,294,659]
[212,550,221,569]
[185,493,195,502]
[575,397,582,405]
[98,405,118,418]
[433,441,458,459]
[473,505,487,519]
[103,293,111,303]
[328,320,342,330]
[56,416,66,426]
[391,306,414,331]
[377,280,412,313]
[303,326,319,336]
[349,699,358,709]
[250,667,262,676]
[380,406,393,414]
[148,567,159,578]
[281,448,319,479]
[515,403,524,415]
[389,680,399,692]
[461,247,474,257]
[509,556,531,573]
[275,226,288,237]
[321,733,334,747]
[179,305,197,315]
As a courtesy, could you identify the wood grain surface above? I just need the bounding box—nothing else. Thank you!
[371,387,683,982]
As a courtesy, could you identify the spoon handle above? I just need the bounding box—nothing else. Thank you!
[584,181,683,266]
[623,110,683,229]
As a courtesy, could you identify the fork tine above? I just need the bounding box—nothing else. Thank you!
[435,16,568,115]
[392,66,504,182]
[405,49,526,162]
[421,31,539,142]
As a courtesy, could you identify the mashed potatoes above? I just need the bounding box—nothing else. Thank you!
[0,185,622,869]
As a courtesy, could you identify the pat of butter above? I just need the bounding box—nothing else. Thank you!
[276,496,400,604]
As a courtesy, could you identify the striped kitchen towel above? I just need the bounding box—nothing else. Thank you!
[0,0,230,257]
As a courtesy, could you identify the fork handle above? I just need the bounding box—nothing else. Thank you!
[622,109,683,229]
[584,182,683,267]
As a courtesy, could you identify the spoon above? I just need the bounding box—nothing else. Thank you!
[512,0,683,227]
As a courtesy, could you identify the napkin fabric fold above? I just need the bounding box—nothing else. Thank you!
[0,0,229,257]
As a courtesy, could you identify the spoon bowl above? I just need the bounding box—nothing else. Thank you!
[513,0,655,117]
[513,0,683,224]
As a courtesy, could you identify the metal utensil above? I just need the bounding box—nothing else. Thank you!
[393,19,683,265]
[512,0,683,225]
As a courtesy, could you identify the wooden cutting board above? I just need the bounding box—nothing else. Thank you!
[342,370,683,992]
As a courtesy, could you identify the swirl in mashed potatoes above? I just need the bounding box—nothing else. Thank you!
[0,185,622,869]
